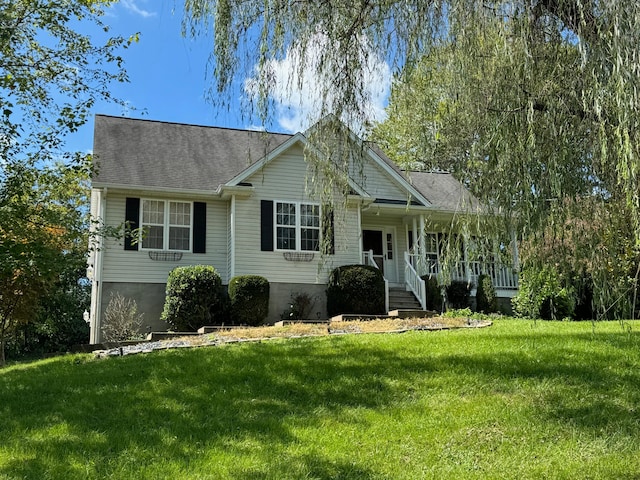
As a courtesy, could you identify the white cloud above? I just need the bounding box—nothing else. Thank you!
[121,0,156,18]
[245,34,391,134]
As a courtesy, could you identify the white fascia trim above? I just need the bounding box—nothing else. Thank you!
[368,203,434,213]
[91,183,218,199]
[224,132,370,198]
[365,148,433,208]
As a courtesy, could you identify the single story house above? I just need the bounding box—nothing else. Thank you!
[87,115,518,343]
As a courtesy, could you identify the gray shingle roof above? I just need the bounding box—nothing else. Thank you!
[92,115,479,211]
[405,171,481,212]
[92,115,292,191]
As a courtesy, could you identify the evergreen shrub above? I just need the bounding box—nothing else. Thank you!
[445,280,472,309]
[326,265,385,316]
[476,274,498,313]
[161,265,223,331]
[421,275,444,312]
[229,275,269,326]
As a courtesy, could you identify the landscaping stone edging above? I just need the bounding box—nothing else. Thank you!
[93,319,492,359]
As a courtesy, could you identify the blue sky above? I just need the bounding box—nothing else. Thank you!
[68,0,392,154]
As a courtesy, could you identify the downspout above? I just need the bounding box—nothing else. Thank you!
[230,195,236,280]
[89,187,106,344]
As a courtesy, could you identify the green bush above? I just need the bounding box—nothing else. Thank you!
[421,275,444,312]
[229,275,269,326]
[161,265,224,331]
[445,280,472,309]
[539,288,574,320]
[512,266,575,320]
[476,274,498,313]
[326,265,385,316]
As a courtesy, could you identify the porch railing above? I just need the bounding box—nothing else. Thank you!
[408,254,519,290]
[404,252,427,310]
[362,250,389,313]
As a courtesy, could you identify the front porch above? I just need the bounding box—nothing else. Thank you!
[358,206,519,313]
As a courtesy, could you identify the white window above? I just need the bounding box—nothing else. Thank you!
[276,201,320,251]
[141,199,192,251]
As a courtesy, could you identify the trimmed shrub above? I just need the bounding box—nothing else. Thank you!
[161,265,223,331]
[229,275,269,326]
[326,265,385,316]
[445,280,472,309]
[422,275,444,312]
[475,274,498,313]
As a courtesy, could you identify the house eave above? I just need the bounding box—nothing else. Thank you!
[218,185,255,199]
[90,182,220,200]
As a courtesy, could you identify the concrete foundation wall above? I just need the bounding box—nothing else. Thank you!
[267,283,328,323]
[100,282,167,340]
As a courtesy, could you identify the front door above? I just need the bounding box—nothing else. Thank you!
[363,228,398,283]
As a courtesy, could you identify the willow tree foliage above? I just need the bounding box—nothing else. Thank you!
[183,0,640,318]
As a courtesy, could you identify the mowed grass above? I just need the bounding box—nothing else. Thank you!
[2,320,640,479]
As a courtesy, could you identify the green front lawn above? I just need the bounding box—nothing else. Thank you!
[1,319,640,479]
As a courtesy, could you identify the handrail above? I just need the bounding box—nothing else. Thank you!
[362,249,384,270]
[404,251,426,310]
[362,250,389,312]
[407,254,518,290]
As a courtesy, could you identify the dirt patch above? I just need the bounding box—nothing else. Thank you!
[193,316,491,344]
[94,316,492,358]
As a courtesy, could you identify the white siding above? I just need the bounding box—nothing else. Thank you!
[351,154,409,200]
[101,193,229,284]
[234,145,361,284]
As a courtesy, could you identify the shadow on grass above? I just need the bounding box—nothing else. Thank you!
[0,326,639,478]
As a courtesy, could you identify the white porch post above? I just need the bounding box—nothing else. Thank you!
[511,228,520,271]
[357,203,363,263]
[419,214,426,269]
[463,231,471,285]
[412,216,418,254]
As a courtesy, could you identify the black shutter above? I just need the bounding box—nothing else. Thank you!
[322,207,335,255]
[261,200,274,251]
[124,197,140,251]
[193,202,206,253]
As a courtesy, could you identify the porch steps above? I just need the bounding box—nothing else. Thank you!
[388,287,423,311]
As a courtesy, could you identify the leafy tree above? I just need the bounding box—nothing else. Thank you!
[0,159,92,364]
[0,1,134,364]
[182,1,640,317]
[0,0,134,163]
